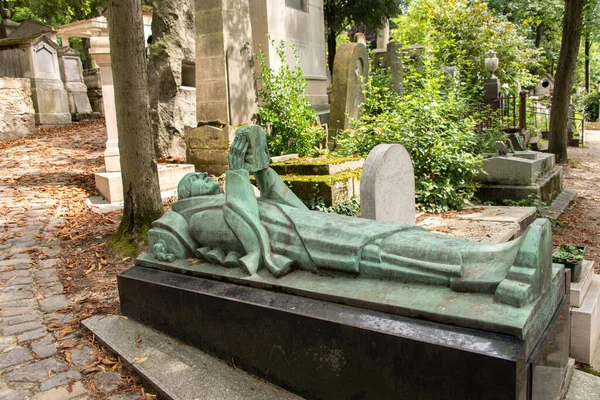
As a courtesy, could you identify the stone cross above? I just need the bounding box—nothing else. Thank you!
[360,144,416,225]
[328,42,369,150]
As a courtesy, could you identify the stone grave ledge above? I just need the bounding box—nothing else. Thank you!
[418,206,537,243]
[270,155,364,175]
[82,315,298,400]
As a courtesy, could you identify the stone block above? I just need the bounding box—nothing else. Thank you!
[270,157,364,176]
[95,164,196,204]
[570,275,600,364]
[571,261,595,308]
[277,173,360,206]
[196,101,229,123]
[5,358,67,382]
[475,167,563,205]
[0,347,33,369]
[477,152,555,186]
[32,381,87,400]
[82,315,295,399]
[38,295,68,313]
[195,57,226,81]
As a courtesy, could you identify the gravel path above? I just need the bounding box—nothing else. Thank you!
[553,129,600,268]
[0,122,140,399]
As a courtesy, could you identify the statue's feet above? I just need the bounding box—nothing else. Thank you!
[153,239,176,263]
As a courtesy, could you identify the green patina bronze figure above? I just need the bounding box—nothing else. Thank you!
[148,125,554,311]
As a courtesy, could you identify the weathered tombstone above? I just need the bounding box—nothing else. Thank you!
[328,42,368,149]
[361,144,415,225]
[0,34,71,125]
[57,46,99,120]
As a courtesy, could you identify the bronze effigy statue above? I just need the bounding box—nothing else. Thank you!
[149,126,552,309]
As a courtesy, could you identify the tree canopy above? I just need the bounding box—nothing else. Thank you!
[324,0,403,74]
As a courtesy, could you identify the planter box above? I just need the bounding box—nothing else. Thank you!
[554,245,586,282]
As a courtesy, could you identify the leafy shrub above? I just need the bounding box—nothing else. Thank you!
[255,39,325,157]
[337,60,485,213]
[583,91,600,122]
[307,197,361,217]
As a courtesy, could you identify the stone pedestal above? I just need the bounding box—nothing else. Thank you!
[185,125,235,175]
[89,36,120,173]
[484,78,500,103]
[119,265,571,400]
[570,261,600,365]
[95,164,196,203]
[57,46,100,121]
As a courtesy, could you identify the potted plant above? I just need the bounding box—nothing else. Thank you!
[552,244,586,282]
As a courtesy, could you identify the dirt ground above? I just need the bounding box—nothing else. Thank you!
[553,128,600,270]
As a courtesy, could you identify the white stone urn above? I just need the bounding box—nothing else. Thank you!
[485,50,499,79]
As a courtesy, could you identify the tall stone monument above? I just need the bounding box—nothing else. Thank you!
[328,42,369,150]
[185,0,257,175]
[361,144,416,225]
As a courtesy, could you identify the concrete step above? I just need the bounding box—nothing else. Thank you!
[572,261,596,308]
[544,189,577,220]
[565,370,600,400]
[571,275,600,364]
[82,315,300,400]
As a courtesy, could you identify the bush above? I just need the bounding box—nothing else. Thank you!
[337,60,485,213]
[583,91,600,122]
[255,39,325,157]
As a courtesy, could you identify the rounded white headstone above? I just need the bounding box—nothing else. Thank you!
[360,144,415,225]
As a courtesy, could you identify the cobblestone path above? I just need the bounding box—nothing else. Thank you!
[0,123,139,400]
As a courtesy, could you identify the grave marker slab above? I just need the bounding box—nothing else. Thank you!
[361,144,415,225]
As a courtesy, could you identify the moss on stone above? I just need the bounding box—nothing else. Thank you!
[280,169,362,187]
[271,155,362,167]
[0,34,41,47]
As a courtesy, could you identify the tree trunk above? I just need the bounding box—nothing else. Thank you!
[325,0,337,77]
[108,0,163,245]
[585,34,591,93]
[533,22,545,76]
[327,30,338,77]
[549,0,586,164]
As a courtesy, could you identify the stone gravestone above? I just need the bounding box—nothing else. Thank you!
[361,144,415,225]
[328,42,368,150]
[57,46,99,120]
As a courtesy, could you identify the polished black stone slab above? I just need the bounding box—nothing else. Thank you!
[118,266,569,400]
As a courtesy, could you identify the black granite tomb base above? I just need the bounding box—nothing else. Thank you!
[118,266,570,400]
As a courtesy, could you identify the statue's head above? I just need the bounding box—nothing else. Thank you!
[177,172,220,199]
[236,125,270,173]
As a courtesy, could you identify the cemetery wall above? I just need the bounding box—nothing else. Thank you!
[0,77,36,141]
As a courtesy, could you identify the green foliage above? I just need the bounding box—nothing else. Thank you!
[552,244,585,264]
[307,197,361,217]
[394,0,539,100]
[324,0,403,40]
[488,0,563,74]
[336,62,485,213]
[255,39,325,157]
[583,91,600,121]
